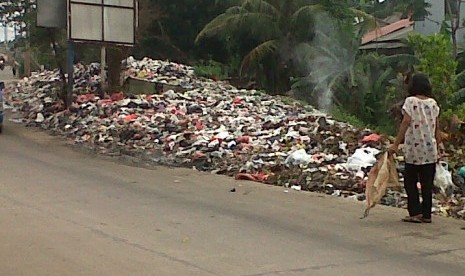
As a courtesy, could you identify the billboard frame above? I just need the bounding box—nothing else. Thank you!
[68,0,137,47]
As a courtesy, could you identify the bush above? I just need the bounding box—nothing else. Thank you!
[407,33,457,108]
[330,106,397,136]
[194,60,229,80]
[330,106,368,129]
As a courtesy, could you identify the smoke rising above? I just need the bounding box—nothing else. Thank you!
[292,12,358,112]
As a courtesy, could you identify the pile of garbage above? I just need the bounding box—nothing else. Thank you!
[124,57,197,89]
[5,57,465,219]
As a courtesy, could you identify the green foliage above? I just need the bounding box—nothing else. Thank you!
[194,60,230,79]
[443,103,465,122]
[196,0,375,94]
[407,33,458,107]
[135,0,232,63]
[330,106,368,130]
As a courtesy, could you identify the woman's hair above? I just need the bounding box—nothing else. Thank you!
[408,73,433,97]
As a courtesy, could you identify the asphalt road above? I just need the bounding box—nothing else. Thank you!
[1,74,465,275]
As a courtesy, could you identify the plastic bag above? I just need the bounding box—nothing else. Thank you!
[285,149,311,165]
[346,147,380,172]
[362,152,400,218]
[434,162,455,197]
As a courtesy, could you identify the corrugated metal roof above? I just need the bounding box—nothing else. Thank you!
[360,25,414,50]
[359,42,407,50]
[362,19,414,45]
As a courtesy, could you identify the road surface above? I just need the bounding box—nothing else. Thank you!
[1,74,465,275]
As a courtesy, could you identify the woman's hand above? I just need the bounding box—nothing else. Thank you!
[389,144,399,155]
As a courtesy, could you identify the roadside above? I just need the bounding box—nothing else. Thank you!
[1,109,465,276]
[6,60,465,222]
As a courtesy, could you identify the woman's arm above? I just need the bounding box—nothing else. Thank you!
[390,114,412,152]
[435,118,444,156]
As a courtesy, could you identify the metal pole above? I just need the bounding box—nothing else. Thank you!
[67,40,75,107]
[4,23,7,48]
[101,46,106,95]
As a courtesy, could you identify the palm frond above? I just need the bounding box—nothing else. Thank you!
[240,40,279,74]
[451,88,465,105]
[290,4,323,28]
[242,0,279,17]
[195,10,277,43]
[456,70,465,88]
[382,54,419,68]
[373,67,393,91]
[350,8,377,33]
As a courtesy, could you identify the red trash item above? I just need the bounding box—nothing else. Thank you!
[362,134,382,143]
[77,93,95,103]
[192,152,206,160]
[233,97,242,104]
[110,92,124,102]
[98,99,113,105]
[235,173,270,183]
[237,136,250,144]
[124,114,138,122]
[195,120,203,130]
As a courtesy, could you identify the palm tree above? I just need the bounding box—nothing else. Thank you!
[196,0,374,95]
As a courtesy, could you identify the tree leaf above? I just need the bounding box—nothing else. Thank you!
[240,39,279,74]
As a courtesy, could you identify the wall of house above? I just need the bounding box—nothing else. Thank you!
[414,0,444,36]
[414,0,465,42]
[457,4,465,42]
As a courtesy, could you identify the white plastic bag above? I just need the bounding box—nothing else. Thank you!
[346,147,381,172]
[434,162,455,196]
[285,149,311,165]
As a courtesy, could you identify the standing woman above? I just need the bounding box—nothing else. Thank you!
[390,73,442,223]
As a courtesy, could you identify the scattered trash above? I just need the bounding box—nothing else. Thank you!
[362,133,382,144]
[285,149,311,166]
[235,173,270,183]
[291,185,302,191]
[6,57,465,220]
[346,147,380,172]
[435,162,455,197]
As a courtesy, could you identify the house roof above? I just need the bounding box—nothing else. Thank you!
[362,18,414,45]
[360,25,414,50]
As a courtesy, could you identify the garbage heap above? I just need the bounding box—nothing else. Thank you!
[6,57,465,219]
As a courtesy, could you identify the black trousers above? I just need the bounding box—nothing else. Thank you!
[404,163,436,219]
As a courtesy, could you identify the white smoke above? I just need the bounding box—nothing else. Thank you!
[292,12,358,112]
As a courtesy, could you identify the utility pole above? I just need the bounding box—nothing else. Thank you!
[101,46,106,98]
[67,41,74,107]
[3,23,7,48]
[24,0,31,76]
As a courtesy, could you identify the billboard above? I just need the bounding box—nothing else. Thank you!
[68,0,137,46]
[37,0,67,28]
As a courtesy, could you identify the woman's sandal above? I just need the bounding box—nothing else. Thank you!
[402,216,422,223]
[421,218,432,223]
